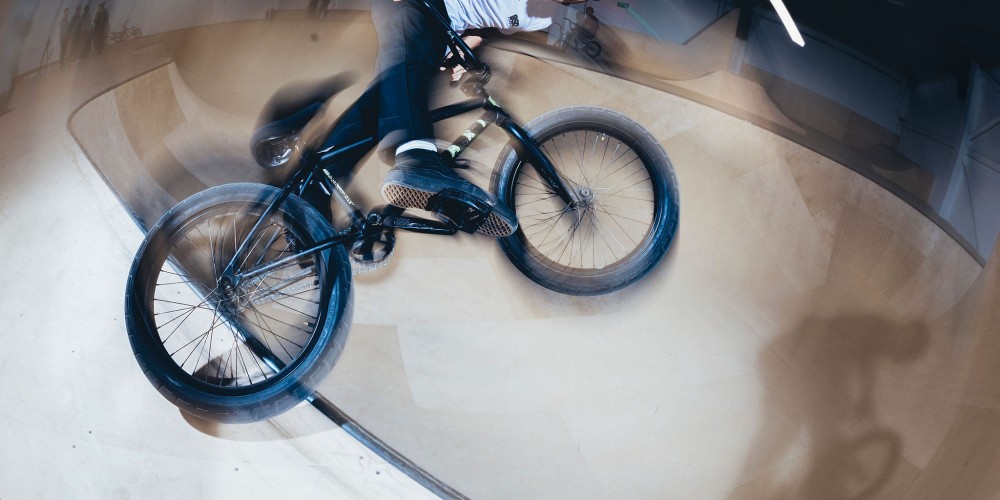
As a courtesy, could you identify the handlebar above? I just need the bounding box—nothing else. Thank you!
[411,0,485,71]
[407,0,493,95]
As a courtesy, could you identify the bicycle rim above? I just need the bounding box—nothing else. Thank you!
[140,203,327,393]
[514,128,657,274]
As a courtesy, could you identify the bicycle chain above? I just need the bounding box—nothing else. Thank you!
[349,253,392,275]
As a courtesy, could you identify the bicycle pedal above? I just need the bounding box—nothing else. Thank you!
[427,188,492,234]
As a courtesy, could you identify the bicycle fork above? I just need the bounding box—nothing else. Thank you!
[432,97,578,207]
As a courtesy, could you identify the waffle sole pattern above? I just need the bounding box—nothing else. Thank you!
[380,183,515,237]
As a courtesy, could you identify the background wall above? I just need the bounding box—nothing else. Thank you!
[744,15,905,132]
[1,0,283,80]
[580,0,724,44]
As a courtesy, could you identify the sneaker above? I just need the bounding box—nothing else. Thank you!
[380,149,517,237]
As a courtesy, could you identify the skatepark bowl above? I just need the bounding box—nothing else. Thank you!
[2,11,1000,500]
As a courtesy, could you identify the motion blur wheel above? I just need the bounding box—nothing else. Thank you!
[492,106,679,295]
[125,183,353,423]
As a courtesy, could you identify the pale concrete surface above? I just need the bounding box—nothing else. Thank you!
[0,40,435,500]
[3,16,999,500]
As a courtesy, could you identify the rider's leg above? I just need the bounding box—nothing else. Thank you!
[369,0,445,154]
[369,0,516,236]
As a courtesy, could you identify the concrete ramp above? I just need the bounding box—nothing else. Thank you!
[67,19,999,499]
[71,63,267,228]
[901,236,1000,499]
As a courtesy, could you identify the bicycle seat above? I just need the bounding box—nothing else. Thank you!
[251,72,357,169]
[256,72,356,126]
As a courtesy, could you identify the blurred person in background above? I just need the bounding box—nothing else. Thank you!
[93,3,110,55]
[79,4,94,59]
[59,8,70,65]
[68,7,82,61]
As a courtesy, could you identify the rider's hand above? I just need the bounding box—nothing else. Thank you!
[444,64,467,82]
[440,35,483,81]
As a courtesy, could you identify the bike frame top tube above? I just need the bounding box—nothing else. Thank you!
[221,1,580,278]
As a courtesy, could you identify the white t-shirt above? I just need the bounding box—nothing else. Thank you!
[444,0,557,35]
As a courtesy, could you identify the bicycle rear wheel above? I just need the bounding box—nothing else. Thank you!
[573,36,601,58]
[492,106,679,295]
[125,183,353,423]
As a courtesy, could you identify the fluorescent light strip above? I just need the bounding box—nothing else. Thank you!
[769,0,806,46]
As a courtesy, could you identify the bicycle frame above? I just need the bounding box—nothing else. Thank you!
[222,0,578,285]
[229,98,568,283]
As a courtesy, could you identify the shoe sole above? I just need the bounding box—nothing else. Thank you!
[381,183,516,237]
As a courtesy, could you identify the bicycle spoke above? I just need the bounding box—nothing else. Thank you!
[242,304,316,335]
[512,126,659,272]
[146,204,324,390]
[587,206,631,256]
[591,204,653,227]
[592,154,644,189]
[243,304,307,359]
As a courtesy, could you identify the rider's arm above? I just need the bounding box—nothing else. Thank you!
[444,36,480,81]
[459,28,501,47]
[443,29,501,81]
[387,0,498,81]
[462,34,485,51]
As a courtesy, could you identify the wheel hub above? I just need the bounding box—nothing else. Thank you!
[218,276,249,311]
[219,276,236,295]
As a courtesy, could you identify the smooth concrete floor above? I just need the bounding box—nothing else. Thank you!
[0,48,435,498]
[3,18,1000,500]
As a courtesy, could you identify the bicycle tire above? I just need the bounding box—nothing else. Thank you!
[835,431,901,500]
[125,183,353,423]
[492,106,679,295]
[583,40,602,58]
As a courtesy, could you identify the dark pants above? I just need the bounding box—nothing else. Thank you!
[320,0,449,166]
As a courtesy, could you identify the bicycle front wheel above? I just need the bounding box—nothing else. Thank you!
[492,107,679,295]
[125,183,353,423]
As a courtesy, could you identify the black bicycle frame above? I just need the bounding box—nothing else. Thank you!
[224,0,578,284]
[229,97,571,283]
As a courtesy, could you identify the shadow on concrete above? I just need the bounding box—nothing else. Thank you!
[733,314,929,499]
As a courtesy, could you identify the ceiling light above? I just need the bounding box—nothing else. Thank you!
[769,0,805,46]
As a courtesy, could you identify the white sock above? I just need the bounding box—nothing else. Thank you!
[395,140,437,156]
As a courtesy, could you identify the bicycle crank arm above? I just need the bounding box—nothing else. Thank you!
[382,214,459,235]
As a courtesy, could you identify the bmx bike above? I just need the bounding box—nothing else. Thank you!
[555,18,602,58]
[800,430,901,499]
[124,0,679,423]
[108,20,142,44]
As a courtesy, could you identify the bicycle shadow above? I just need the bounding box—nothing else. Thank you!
[732,313,929,499]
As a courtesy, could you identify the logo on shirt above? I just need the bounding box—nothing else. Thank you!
[508,14,520,27]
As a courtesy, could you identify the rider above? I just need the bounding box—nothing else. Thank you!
[322,0,586,237]
[575,6,599,40]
